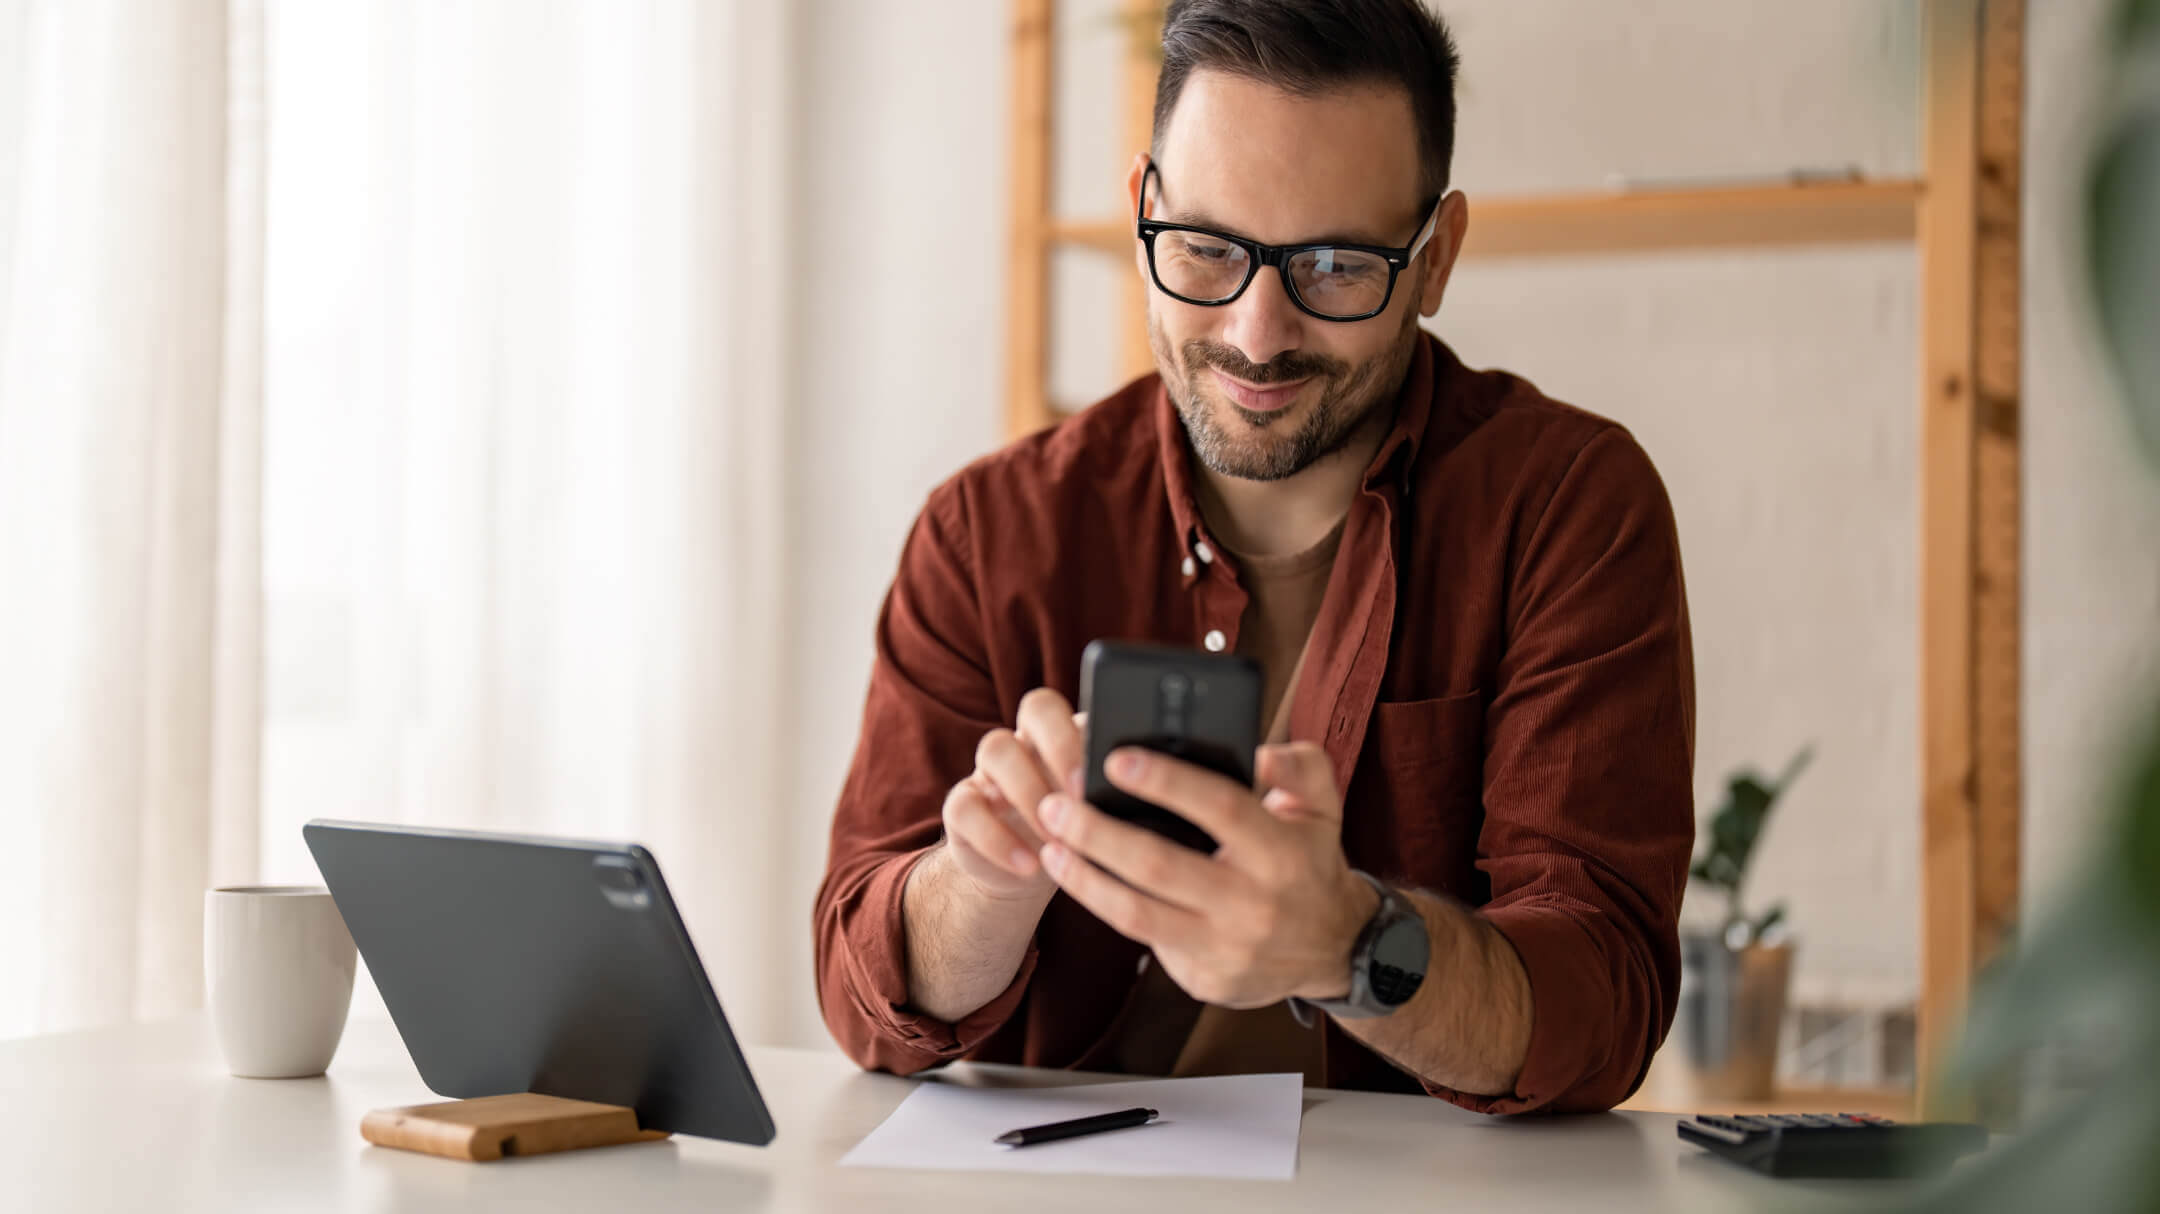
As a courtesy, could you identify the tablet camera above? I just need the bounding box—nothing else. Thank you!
[592,857,652,910]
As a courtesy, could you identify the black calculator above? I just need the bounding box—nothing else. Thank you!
[1677,1112,1988,1179]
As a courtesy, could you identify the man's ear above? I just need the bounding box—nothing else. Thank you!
[1126,152,1151,282]
[1418,191,1471,319]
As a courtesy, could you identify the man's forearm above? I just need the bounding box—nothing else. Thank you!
[1334,890,1534,1097]
[900,844,1053,1023]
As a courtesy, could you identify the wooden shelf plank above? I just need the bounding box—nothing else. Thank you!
[1042,180,1922,265]
[1461,180,1922,258]
[1046,218,1133,255]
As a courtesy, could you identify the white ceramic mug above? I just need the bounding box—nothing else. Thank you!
[204,886,357,1078]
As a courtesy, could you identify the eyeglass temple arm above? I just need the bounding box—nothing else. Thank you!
[1403,196,1444,264]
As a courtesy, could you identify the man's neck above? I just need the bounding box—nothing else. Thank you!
[1195,404,1395,559]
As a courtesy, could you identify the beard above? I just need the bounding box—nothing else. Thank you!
[1151,293,1422,483]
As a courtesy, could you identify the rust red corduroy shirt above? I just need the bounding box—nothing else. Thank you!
[813,334,1695,1114]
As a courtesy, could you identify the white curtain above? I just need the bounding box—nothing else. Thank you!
[0,0,803,1046]
[0,0,261,1039]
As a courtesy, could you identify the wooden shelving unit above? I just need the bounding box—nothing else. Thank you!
[1007,0,2023,1121]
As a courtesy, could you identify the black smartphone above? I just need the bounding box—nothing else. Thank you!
[1078,640,1262,854]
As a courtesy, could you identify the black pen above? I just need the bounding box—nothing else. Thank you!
[994,1106,1160,1147]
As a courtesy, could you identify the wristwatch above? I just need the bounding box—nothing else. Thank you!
[1287,871,1429,1027]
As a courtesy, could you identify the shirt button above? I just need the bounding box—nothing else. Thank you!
[1203,629,1227,652]
[1194,541,1215,565]
[1181,556,1196,578]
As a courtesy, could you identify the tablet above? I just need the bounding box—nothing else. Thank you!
[303,820,776,1146]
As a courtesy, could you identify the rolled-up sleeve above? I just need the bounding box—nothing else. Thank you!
[812,481,1038,1074]
[1428,427,1695,1114]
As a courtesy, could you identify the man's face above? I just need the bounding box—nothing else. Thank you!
[1134,70,1463,483]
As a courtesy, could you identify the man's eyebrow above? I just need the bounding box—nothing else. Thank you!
[1157,204,1402,249]
[1166,210,1399,248]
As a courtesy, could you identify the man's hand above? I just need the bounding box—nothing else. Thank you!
[1034,741,1378,1008]
[900,687,1084,1023]
[937,688,1086,904]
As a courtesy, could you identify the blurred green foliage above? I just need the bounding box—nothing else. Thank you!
[1894,1,2160,1208]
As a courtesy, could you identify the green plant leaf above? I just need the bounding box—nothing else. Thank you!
[1773,744,1815,796]
[2113,0,2160,42]
[1687,746,1812,914]
[2086,103,2160,463]
[2120,706,2160,923]
[1750,903,1785,942]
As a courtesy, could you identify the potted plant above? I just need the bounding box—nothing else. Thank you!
[1669,747,1813,1103]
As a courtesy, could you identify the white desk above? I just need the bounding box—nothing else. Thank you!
[1,1014,1893,1212]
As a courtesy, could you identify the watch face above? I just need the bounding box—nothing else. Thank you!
[1368,912,1430,1007]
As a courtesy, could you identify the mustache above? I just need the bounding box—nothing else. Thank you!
[1181,340,1344,385]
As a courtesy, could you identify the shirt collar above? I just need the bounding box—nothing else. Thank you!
[1154,332,1443,555]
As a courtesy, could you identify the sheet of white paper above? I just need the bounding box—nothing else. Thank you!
[840,1072,1303,1180]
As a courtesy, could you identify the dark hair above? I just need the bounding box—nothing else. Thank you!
[1152,0,1462,198]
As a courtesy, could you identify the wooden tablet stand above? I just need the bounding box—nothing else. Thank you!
[361,1093,670,1162]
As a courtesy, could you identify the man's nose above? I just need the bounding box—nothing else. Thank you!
[1217,265,1306,370]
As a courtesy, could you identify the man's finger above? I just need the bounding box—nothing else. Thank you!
[1102,748,1273,849]
[1254,742,1343,820]
[945,780,1040,876]
[1037,793,1228,912]
[1015,688,1085,798]
[976,728,1055,833]
[1039,839,1203,951]
[970,773,1047,851]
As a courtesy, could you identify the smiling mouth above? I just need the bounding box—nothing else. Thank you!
[1210,369,1312,414]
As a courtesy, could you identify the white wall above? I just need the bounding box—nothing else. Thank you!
[1439,0,1929,1001]
[783,0,2160,1027]
[782,0,1010,1046]
[1439,0,2160,1005]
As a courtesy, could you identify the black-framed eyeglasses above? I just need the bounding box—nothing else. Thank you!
[1135,159,1442,322]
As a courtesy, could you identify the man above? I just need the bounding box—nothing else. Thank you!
[814,0,1693,1114]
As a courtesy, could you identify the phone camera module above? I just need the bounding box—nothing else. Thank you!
[1158,672,1192,733]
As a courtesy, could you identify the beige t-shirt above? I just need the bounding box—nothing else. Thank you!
[1166,515,1348,1085]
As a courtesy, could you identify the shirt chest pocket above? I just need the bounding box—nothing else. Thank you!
[1348,691,1487,897]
